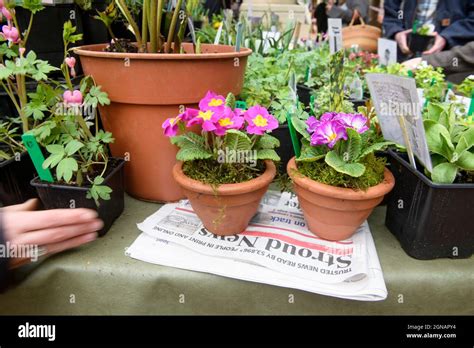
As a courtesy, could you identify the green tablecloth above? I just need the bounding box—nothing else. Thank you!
[0,195,473,315]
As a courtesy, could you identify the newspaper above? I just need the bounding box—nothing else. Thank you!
[126,191,387,301]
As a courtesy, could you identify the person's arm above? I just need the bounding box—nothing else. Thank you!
[0,212,9,292]
[423,41,474,74]
[382,0,405,39]
[438,2,474,49]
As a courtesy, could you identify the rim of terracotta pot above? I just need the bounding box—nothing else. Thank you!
[287,157,395,200]
[173,160,276,196]
[74,43,252,60]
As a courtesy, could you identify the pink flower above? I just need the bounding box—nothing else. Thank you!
[162,115,182,137]
[63,90,83,105]
[198,91,226,111]
[1,25,19,44]
[310,120,347,148]
[187,109,219,132]
[0,0,5,8]
[65,57,76,69]
[19,47,25,56]
[244,105,278,135]
[181,108,199,122]
[1,7,12,20]
[214,106,244,136]
[334,113,369,134]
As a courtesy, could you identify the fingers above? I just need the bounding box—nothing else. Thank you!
[395,30,411,55]
[0,199,39,212]
[4,208,99,235]
[45,232,98,255]
[422,34,446,55]
[8,257,32,270]
[10,218,104,246]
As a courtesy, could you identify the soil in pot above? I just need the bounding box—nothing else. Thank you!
[173,159,276,236]
[287,156,395,240]
[75,43,251,203]
[297,84,313,107]
[408,33,434,55]
[0,152,37,206]
[385,150,474,259]
[31,158,125,236]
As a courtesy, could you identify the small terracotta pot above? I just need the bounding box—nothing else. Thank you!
[75,43,252,202]
[287,157,395,241]
[173,160,276,235]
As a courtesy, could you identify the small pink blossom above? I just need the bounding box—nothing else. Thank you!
[63,90,83,105]
[65,57,76,69]
[1,25,19,44]
[244,105,278,135]
[199,91,226,112]
[214,106,244,136]
[1,7,12,20]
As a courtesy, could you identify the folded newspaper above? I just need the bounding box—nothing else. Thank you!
[126,191,387,301]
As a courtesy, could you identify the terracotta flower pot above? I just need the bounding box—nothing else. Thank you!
[74,43,252,202]
[287,157,395,241]
[172,160,276,236]
[342,25,381,53]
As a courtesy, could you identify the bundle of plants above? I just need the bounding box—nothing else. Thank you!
[163,91,281,236]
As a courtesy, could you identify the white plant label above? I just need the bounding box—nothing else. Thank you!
[366,73,433,172]
[328,18,343,54]
[377,38,397,66]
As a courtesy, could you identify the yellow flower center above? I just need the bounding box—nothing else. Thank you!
[198,110,213,121]
[209,98,223,107]
[253,114,268,127]
[327,132,337,141]
[169,117,178,125]
[219,118,233,127]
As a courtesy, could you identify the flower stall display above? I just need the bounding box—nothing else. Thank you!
[385,102,474,259]
[0,0,57,205]
[74,0,252,203]
[164,91,280,236]
[26,22,124,236]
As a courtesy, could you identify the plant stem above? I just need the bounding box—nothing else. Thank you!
[22,12,34,47]
[156,0,164,51]
[165,0,183,53]
[149,0,157,52]
[142,0,149,52]
[115,0,142,48]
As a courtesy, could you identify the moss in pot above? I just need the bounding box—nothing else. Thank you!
[164,91,280,236]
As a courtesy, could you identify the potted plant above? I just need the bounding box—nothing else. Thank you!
[164,91,280,236]
[0,0,59,205]
[74,0,252,203]
[386,102,474,259]
[27,21,124,236]
[286,50,395,240]
[408,23,435,56]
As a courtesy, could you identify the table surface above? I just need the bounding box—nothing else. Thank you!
[1,195,473,315]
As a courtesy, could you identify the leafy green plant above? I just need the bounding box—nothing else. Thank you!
[423,102,474,183]
[29,22,114,205]
[456,75,474,98]
[162,91,280,185]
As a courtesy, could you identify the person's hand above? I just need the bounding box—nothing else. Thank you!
[395,29,412,54]
[423,32,446,55]
[1,199,102,269]
[402,57,423,70]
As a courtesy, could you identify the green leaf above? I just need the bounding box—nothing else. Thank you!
[325,150,366,177]
[46,144,65,155]
[455,127,474,156]
[257,149,280,161]
[65,140,84,156]
[424,120,454,160]
[341,128,362,162]
[296,139,326,162]
[21,0,45,13]
[0,65,13,79]
[42,153,64,169]
[359,141,394,159]
[455,150,474,171]
[224,129,252,151]
[256,133,280,149]
[225,93,236,109]
[171,132,206,148]
[431,162,458,184]
[56,157,78,183]
[176,146,213,161]
[290,115,310,141]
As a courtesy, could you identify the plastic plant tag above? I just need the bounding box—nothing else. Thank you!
[235,101,247,110]
[289,71,297,103]
[187,17,197,45]
[377,38,397,66]
[21,133,54,183]
[286,113,301,158]
[214,22,224,45]
[235,22,243,52]
[366,73,433,172]
[327,18,342,54]
[469,91,474,116]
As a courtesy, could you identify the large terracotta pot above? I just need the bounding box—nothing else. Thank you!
[74,43,252,202]
[287,157,395,241]
[173,160,276,236]
[342,24,381,53]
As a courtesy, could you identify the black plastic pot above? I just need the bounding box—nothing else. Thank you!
[385,150,474,260]
[273,124,295,174]
[297,84,313,107]
[349,98,368,109]
[30,158,125,236]
[0,152,37,206]
[408,33,434,55]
